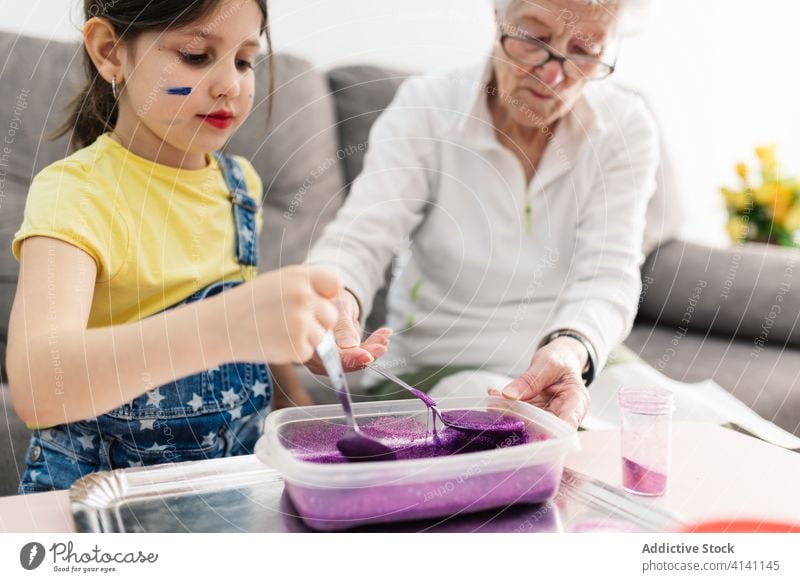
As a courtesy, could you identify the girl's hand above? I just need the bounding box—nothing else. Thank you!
[208,265,342,365]
[304,289,392,376]
[488,337,590,430]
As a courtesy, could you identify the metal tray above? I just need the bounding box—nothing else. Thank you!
[70,455,684,533]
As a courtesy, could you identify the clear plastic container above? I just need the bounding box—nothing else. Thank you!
[254,396,580,531]
[618,387,675,497]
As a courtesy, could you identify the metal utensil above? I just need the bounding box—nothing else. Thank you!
[366,364,525,435]
[316,331,396,462]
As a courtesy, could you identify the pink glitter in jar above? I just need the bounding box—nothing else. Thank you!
[622,457,668,495]
[618,387,674,497]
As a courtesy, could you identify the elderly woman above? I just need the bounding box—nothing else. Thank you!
[307,0,657,430]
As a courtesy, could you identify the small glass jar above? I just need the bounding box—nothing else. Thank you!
[618,386,675,496]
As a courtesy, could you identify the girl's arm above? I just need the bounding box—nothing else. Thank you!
[269,364,314,409]
[5,236,340,428]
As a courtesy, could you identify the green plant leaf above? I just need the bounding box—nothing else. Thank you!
[409,279,423,302]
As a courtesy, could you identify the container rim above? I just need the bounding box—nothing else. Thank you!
[618,386,675,415]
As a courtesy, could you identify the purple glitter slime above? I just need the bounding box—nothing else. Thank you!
[284,410,535,463]
[440,409,527,435]
[406,386,436,408]
[280,411,559,530]
[365,369,523,439]
[285,461,560,531]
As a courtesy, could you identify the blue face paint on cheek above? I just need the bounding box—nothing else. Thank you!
[164,87,192,96]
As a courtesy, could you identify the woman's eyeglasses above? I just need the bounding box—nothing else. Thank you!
[498,24,616,81]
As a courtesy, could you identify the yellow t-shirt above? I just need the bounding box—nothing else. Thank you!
[12,133,264,328]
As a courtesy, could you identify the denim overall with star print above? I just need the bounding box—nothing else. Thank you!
[18,153,272,494]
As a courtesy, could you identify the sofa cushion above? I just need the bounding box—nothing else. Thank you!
[639,239,800,347]
[325,66,409,331]
[0,34,85,383]
[0,33,83,184]
[326,65,409,189]
[227,55,346,271]
[626,323,800,437]
[0,385,29,496]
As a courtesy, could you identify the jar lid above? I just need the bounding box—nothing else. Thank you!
[617,386,675,415]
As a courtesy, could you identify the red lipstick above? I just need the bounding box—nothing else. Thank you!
[198,110,234,129]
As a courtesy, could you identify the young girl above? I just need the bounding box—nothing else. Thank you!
[6,0,390,493]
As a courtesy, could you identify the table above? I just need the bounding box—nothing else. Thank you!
[1,422,798,533]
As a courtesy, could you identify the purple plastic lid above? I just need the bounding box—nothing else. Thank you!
[617,386,675,415]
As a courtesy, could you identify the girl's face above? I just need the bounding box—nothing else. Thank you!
[116,0,262,165]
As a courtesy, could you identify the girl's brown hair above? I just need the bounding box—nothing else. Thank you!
[55,0,274,149]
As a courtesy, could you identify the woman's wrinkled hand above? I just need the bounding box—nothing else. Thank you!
[488,337,590,430]
[304,288,392,375]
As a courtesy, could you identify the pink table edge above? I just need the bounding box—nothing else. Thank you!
[1,421,798,533]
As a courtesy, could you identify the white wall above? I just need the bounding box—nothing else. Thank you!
[2,0,800,247]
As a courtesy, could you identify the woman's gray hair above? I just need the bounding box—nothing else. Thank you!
[493,0,650,36]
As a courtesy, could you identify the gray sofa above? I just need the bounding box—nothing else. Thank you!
[1,31,798,497]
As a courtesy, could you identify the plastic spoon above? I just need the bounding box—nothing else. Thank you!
[366,364,525,435]
[316,331,396,462]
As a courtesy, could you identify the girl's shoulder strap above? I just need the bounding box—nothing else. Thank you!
[214,151,246,193]
[214,151,259,213]
[214,151,260,268]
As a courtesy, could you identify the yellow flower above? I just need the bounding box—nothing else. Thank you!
[726,216,749,242]
[756,144,779,180]
[786,202,800,232]
[735,162,748,180]
[721,187,750,211]
[771,185,794,225]
[755,144,777,166]
[754,183,777,206]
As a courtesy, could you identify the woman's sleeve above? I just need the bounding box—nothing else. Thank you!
[11,160,128,283]
[306,76,440,321]
[546,97,661,370]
